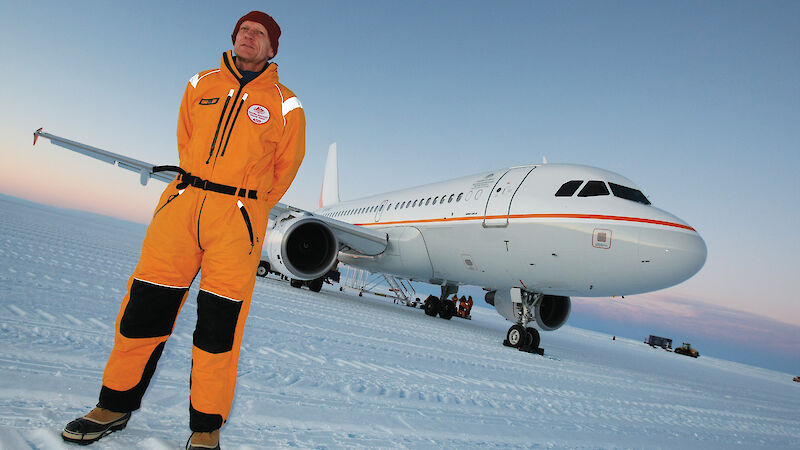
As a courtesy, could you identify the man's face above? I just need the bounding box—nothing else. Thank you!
[234,20,273,64]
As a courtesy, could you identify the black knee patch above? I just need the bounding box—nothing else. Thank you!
[194,290,242,354]
[120,279,187,338]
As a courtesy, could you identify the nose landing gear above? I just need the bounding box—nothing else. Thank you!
[502,288,545,355]
[503,324,543,355]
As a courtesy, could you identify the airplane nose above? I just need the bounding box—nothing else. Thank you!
[638,224,707,290]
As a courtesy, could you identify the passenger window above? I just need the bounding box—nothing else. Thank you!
[577,181,610,197]
[433,196,438,204]
[457,193,463,202]
[412,200,418,207]
[425,198,431,206]
[609,183,651,205]
[555,180,583,197]
[448,194,454,203]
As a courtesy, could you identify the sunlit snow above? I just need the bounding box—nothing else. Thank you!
[1,195,798,448]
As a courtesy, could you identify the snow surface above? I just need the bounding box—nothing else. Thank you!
[1,194,799,449]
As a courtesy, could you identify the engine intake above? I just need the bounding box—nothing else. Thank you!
[265,215,339,280]
[535,295,571,331]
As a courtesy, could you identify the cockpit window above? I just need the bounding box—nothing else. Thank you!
[577,180,610,197]
[609,182,651,205]
[555,180,583,197]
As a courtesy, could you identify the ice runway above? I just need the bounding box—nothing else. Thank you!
[0,194,798,449]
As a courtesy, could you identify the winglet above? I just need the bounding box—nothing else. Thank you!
[33,127,43,146]
[320,143,340,207]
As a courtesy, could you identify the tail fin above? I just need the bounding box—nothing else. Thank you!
[320,143,340,207]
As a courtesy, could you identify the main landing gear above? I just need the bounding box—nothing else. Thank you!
[422,284,459,320]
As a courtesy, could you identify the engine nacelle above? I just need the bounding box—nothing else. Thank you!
[264,215,339,280]
[534,294,571,331]
[485,290,571,331]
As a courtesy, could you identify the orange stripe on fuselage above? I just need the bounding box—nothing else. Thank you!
[352,213,696,231]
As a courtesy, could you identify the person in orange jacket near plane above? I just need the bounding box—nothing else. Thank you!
[62,11,305,449]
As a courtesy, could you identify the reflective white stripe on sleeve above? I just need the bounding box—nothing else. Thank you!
[282,97,303,117]
[189,69,220,88]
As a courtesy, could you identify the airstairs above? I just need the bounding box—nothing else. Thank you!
[339,265,419,306]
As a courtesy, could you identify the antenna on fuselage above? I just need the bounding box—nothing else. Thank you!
[320,143,340,207]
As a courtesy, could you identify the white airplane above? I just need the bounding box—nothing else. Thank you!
[33,129,707,353]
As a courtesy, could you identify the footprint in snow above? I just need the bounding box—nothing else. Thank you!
[36,309,56,322]
[64,314,83,326]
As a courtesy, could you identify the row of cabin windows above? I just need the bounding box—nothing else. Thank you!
[555,180,651,205]
[325,191,482,218]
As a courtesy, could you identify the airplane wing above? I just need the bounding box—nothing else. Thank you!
[269,203,387,256]
[33,128,178,185]
[32,128,388,257]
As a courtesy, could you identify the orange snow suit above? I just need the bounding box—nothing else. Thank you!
[98,51,305,432]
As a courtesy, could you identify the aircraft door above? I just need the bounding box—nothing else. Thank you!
[483,166,536,227]
[374,200,389,223]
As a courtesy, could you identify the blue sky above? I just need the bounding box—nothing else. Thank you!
[1,1,798,371]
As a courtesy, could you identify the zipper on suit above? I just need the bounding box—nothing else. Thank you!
[197,194,207,250]
[206,89,235,164]
[237,200,255,255]
[220,92,248,157]
[152,189,185,218]
[211,86,243,163]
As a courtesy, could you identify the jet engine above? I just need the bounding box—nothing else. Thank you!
[264,215,339,280]
[485,290,571,331]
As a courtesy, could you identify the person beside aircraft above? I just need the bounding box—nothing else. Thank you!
[61,11,305,449]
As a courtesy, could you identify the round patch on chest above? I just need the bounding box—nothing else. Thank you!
[247,104,270,124]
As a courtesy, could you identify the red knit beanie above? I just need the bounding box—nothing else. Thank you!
[232,11,281,58]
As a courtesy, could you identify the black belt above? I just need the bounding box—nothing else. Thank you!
[152,165,257,199]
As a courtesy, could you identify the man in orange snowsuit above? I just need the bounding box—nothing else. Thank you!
[62,11,304,449]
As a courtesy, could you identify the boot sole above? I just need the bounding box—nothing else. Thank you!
[61,416,129,445]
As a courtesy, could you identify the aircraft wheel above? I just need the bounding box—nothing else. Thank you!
[308,278,323,292]
[525,327,541,350]
[506,324,526,348]
[424,296,440,316]
[439,301,455,320]
[290,279,303,289]
[257,262,269,277]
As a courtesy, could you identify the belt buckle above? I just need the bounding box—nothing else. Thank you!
[202,179,209,190]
